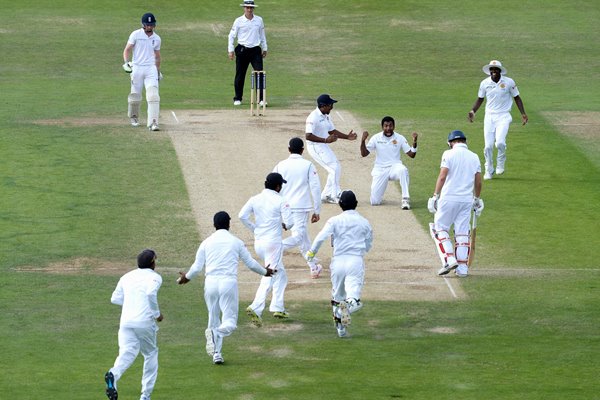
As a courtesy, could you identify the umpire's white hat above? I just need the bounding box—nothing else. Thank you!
[483,60,507,75]
[240,0,258,7]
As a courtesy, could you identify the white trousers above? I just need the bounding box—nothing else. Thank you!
[129,64,160,126]
[204,275,238,354]
[111,324,159,398]
[249,239,287,315]
[483,112,512,172]
[370,163,410,205]
[434,199,472,271]
[330,254,365,303]
[307,143,341,200]
[282,210,319,269]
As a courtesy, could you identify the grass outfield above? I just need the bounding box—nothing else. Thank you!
[1,1,599,399]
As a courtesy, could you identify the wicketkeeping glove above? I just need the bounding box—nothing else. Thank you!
[305,250,316,262]
[473,197,484,216]
[427,194,438,214]
[122,62,133,73]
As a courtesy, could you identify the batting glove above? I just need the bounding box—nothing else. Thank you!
[427,194,438,214]
[122,62,133,73]
[305,250,316,262]
[473,197,484,216]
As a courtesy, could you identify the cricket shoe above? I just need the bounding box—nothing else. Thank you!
[401,198,411,210]
[233,100,242,106]
[322,196,338,204]
[437,259,459,276]
[149,122,160,132]
[213,352,224,365]
[496,167,505,175]
[338,301,351,327]
[105,371,118,400]
[246,306,263,327]
[336,321,348,338]
[484,170,495,180]
[140,396,150,400]
[130,117,140,127]
[310,264,323,279]
[205,328,215,356]
[273,311,290,319]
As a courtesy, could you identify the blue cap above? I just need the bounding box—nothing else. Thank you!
[447,130,467,142]
[141,13,157,26]
[317,94,337,106]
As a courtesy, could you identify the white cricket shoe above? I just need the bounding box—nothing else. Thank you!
[130,117,140,127]
[496,167,505,175]
[205,328,215,356]
[149,123,160,131]
[213,352,224,365]
[310,264,323,279]
[484,170,495,180]
[233,100,242,106]
[322,196,338,204]
[336,322,348,338]
[437,259,459,276]
[401,198,411,210]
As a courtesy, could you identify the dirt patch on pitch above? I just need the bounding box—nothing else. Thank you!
[163,108,463,302]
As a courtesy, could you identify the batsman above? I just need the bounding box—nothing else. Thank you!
[428,130,483,278]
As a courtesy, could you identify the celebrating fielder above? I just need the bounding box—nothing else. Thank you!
[273,137,324,279]
[360,116,418,210]
[306,190,373,338]
[177,211,275,365]
[468,60,528,180]
[428,130,483,278]
[122,13,162,131]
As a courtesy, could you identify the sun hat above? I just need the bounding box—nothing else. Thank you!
[240,0,257,7]
[482,60,507,75]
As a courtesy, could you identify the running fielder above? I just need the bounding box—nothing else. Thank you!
[468,60,528,180]
[428,130,483,278]
[360,116,418,210]
[177,211,275,365]
[306,190,373,338]
[123,12,162,131]
[273,137,324,279]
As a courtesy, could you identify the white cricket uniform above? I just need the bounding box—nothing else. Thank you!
[310,210,373,303]
[305,108,342,200]
[239,189,293,315]
[109,268,162,398]
[477,75,520,172]
[365,131,412,204]
[127,28,161,126]
[434,143,481,274]
[273,154,322,270]
[228,15,267,52]
[185,229,266,355]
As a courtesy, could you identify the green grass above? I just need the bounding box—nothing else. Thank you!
[1,0,599,398]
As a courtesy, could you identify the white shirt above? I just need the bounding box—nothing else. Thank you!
[111,268,162,328]
[439,143,481,202]
[478,76,520,114]
[311,210,373,257]
[228,15,267,52]
[127,28,161,66]
[273,154,321,213]
[186,229,266,279]
[239,189,293,242]
[306,107,335,144]
[366,131,411,168]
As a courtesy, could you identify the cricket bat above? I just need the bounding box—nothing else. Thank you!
[467,211,477,267]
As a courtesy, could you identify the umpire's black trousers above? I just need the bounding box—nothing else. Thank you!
[234,44,264,102]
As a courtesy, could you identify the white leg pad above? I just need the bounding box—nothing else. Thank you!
[429,223,457,267]
[455,233,470,265]
[128,93,142,118]
[146,86,160,126]
[346,298,363,314]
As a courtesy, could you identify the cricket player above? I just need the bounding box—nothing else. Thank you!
[273,137,324,279]
[123,12,162,131]
[104,249,163,400]
[306,190,373,338]
[240,173,294,325]
[360,116,418,210]
[306,94,358,203]
[428,130,483,278]
[468,60,528,179]
[177,211,275,365]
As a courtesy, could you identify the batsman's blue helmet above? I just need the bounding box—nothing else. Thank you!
[141,13,157,26]
[447,130,467,142]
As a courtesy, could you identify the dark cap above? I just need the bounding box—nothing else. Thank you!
[339,190,358,210]
[317,94,338,106]
[213,211,231,230]
[137,249,157,269]
[141,13,157,26]
[447,130,467,142]
[289,137,304,152]
[265,172,287,185]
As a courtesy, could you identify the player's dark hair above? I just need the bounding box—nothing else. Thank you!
[381,116,395,127]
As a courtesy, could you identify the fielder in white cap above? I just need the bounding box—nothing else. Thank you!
[467,60,528,180]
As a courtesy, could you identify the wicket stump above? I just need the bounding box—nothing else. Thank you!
[250,70,266,116]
